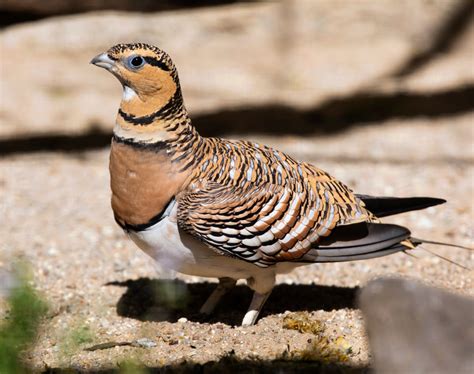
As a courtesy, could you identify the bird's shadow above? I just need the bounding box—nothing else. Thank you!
[106,278,358,326]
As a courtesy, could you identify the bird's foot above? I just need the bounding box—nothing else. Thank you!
[241,291,272,327]
[199,277,236,315]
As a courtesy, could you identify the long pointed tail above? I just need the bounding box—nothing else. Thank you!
[300,221,471,270]
[407,237,472,270]
[356,195,446,217]
[411,237,472,250]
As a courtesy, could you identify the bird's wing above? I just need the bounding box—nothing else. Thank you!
[177,177,374,267]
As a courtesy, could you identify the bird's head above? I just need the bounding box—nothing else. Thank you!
[91,43,180,109]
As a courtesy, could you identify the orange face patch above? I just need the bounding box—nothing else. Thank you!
[108,47,178,117]
[104,46,181,137]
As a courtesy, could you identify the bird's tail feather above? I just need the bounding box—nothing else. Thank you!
[299,222,471,270]
[301,222,411,263]
[356,195,446,217]
[312,243,407,262]
[411,237,472,250]
[416,246,471,270]
[410,237,472,271]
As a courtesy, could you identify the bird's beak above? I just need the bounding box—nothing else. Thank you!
[90,53,115,70]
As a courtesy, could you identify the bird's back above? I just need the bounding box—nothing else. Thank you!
[177,137,374,266]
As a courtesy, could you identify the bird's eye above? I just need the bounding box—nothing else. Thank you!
[127,55,145,69]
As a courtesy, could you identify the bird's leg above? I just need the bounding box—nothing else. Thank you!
[241,291,272,327]
[199,277,236,315]
[241,274,275,326]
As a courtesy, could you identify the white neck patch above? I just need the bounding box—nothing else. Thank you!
[122,86,137,101]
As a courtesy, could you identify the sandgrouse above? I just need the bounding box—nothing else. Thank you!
[91,43,445,326]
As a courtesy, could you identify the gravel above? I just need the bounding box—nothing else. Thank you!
[1,114,472,371]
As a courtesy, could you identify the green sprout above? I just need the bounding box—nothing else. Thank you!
[0,264,48,374]
[59,323,94,363]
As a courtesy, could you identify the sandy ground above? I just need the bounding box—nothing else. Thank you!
[1,113,472,371]
[1,0,469,137]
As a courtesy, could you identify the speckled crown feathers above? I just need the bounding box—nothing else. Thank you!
[107,43,178,80]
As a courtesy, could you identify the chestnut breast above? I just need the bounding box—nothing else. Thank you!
[109,140,190,227]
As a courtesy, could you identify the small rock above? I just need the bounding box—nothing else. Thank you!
[113,262,125,272]
[359,278,474,374]
[178,317,188,323]
[47,246,59,256]
[133,338,157,348]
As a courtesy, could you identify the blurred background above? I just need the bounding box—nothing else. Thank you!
[1,0,473,371]
[1,0,473,140]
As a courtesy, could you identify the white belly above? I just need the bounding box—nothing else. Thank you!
[127,206,302,283]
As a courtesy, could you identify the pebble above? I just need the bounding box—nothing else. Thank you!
[178,317,188,323]
[47,246,59,256]
[133,338,157,348]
